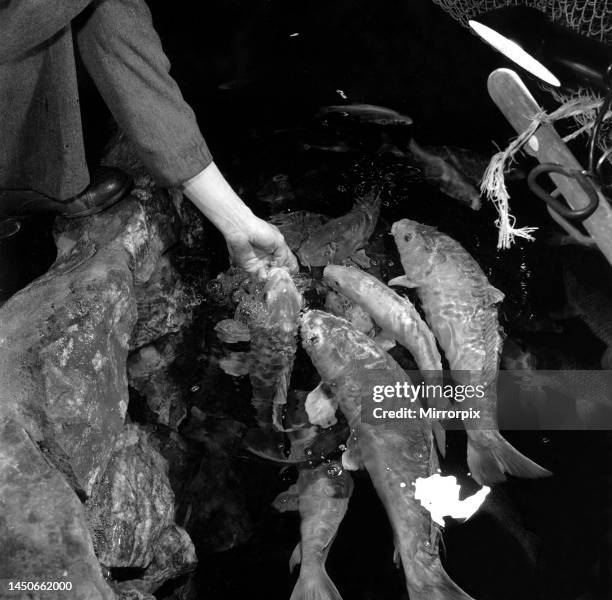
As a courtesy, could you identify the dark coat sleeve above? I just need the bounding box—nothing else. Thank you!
[0,0,93,62]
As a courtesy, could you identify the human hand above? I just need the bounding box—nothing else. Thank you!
[225,216,298,278]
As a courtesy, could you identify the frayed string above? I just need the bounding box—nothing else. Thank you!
[481,91,609,249]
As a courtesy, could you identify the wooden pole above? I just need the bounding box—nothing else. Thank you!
[487,68,612,266]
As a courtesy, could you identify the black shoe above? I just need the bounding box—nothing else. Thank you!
[0,167,133,240]
[57,167,133,219]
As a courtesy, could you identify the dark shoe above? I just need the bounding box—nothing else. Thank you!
[52,167,133,218]
[0,167,133,219]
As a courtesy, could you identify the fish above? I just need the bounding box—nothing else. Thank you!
[297,188,381,268]
[219,268,303,434]
[269,211,329,255]
[317,103,413,127]
[273,462,353,600]
[389,218,551,485]
[324,289,376,336]
[407,139,482,210]
[323,265,442,374]
[300,310,474,600]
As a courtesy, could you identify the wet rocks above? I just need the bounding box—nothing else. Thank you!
[127,335,187,429]
[86,425,196,594]
[0,164,186,594]
[0,419,114,600]
[130,255,199,351]
[0,185,182,497]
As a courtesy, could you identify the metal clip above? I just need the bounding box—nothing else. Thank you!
[527,163,599,221]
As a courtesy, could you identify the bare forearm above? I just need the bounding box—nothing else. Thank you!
[181,162,254,237]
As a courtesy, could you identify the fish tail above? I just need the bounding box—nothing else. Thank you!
[424,568,476,600]
[467,430,551,486]
[403,557,475,600]
[290,568,343,600]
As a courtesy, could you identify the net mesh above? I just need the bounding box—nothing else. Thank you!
[430,0,612,44]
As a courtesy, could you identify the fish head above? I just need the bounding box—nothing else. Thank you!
[263,268,303,326]
[297,236,339,268]
[390,219,438,277]
[300,310,351,381]
[323,264,363,292]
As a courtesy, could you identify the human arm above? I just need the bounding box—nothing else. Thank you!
[182,163,298,277]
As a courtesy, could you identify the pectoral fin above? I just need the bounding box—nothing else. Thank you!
[388,275,418,288]
[348,248,371,269]
[273,484,300,513]
[289,542,302,572]
[432,421,447,457]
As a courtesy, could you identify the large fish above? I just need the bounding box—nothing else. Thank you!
[297,189,382,268]
[300,310,474,600]
[317,103,413,127]
[324,288,376,336]
[274,462,353,600]
[390,219,551,485]
[219,268,303,433]
[269,211,329,255]
[408,139,482,210]
[323,265,442,374]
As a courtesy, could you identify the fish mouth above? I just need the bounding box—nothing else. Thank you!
[299,310,324,346]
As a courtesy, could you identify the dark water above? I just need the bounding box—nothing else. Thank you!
[2,1,611,599]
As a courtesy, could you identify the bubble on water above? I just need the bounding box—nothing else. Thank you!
[400,482,407,488]
[542,437,550,444]
[305,448,313,456]
[190,385,200,393]
[327,463,343,478]
[338,444,347,451]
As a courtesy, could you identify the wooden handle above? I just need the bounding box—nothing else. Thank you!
[487,68,612,265]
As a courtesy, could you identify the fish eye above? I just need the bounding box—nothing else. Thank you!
[404,233,413,242]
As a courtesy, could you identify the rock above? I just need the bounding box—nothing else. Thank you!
[130,255,199,351]
[0,183,181,497]
[86,425,196,592]
[127,336,187,429]
[0,419,115,599]
[0,160,186,594]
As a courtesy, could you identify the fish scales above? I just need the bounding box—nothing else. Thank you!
[300,310,474,600]
[391,219,550,485]
[323,265,442,374]
[246,268,302,431]
[297,189,381,268]
[273,462,352,600]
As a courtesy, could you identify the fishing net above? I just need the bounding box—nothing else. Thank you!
[430,0,612,45]
[430,0,612,247]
